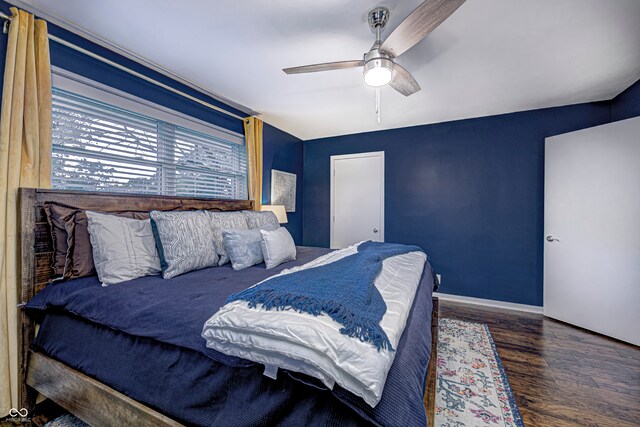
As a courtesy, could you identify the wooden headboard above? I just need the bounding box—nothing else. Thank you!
[18,187,253,409]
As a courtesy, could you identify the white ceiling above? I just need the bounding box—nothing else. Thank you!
[18,0,640,140]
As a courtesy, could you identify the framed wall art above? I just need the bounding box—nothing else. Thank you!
[271,170,296,212]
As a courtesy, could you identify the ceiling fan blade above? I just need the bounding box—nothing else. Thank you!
[390,64,421,96]
[380,0,466,58]
[283,60,364,74]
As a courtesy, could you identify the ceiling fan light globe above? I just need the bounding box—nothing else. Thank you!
[363,58,393,87]
[364,68,392,87]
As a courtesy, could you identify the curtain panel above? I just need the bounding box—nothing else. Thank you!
[244,116,263,211]
[0,7,52,416]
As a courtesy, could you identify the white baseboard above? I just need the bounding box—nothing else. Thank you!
[434,292,543,314]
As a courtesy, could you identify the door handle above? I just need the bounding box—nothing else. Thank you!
[373,228,379,233]
[546,235,560,242]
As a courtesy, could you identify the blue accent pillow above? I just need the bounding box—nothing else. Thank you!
[222,224,278,270]
[149,210,219,279]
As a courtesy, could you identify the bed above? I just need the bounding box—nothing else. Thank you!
[17,188,439,426]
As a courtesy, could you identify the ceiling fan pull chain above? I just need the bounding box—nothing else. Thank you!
[376,87,381,125]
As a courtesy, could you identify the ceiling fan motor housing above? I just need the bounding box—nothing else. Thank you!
[368,7,390,33]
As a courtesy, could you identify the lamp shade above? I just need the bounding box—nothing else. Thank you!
[261,205,288,224]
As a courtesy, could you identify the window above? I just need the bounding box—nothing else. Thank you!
[51,75,247,200]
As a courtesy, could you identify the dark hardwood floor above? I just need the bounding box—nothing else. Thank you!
[439,300,640,427]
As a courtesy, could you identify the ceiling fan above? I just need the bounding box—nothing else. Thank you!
[283,0,467,97]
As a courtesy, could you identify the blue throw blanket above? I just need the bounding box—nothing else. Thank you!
[227,241,423,351]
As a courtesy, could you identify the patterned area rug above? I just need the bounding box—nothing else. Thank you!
[435,318,524,427]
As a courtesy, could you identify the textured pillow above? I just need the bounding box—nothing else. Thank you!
[86,211,161,286]
[150,210,218,279]
[44,203,71,277]
[242,210,279,230]
[260,227,296,269]
[44,203,149,280]
[207,211,249,266]
[223,224,278,271]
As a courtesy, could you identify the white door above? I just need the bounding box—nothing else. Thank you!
[331,152,384,249]
[544,117,640,346]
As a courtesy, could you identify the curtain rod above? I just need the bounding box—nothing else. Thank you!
[0,11,250,122]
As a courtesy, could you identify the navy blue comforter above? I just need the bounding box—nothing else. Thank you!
[27,246,435,426]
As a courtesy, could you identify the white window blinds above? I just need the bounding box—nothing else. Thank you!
[51,87,247,199]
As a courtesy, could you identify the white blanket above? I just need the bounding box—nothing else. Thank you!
[202,243,427,407]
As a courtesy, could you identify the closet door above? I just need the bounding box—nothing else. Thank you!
[330,152,385,249]
[544,117,640,345]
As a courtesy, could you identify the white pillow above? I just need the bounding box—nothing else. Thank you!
[260,227,296,269]
[86,211,161,286]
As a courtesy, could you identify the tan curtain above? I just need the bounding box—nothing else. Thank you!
[244,116,263,211]
[0,7,52,416]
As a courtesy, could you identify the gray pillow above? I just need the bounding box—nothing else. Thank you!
[223,224,278,270]
[86,211,161,286]
[242,210,279,230]
[261,227,297,269]
[208,211,249,266]
[150,210,218,279]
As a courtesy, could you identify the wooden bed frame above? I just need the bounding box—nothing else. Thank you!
[17,187,439,426]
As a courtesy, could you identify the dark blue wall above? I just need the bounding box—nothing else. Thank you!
[0,1,303,242]
[611,79,640,121]
[303,103,612,306]
[262,124,304,243]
